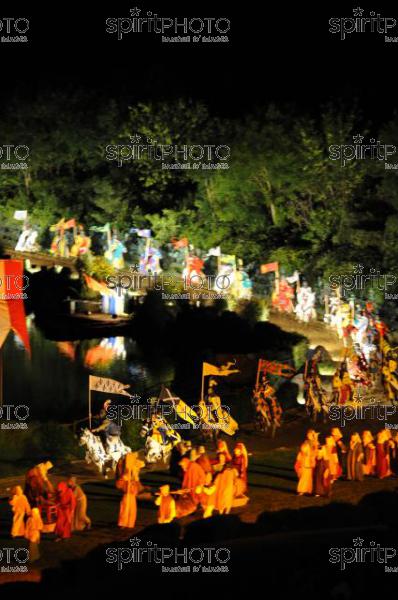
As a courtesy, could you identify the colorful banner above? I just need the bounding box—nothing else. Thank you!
[89,375,131,396]
[171,237,188,249]
[260,261,279,274]
[159,386,199,426]
[13,210,28,221]
[0,260,30,352]
[202,362,239,377]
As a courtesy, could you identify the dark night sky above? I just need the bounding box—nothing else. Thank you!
[1,2,397,119]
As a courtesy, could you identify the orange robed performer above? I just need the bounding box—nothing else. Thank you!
[118,478,139,529]
[155,485,176,524]
[180,457,206,503]
[198,472,217,518]
[196,446,213,474]
[214,466,236,514]
[9,486,31,537]
[117,453,144,529]
[55,481,76,540]
[295,440,315,495]
[231,442,249,493]
[376,430,391,479]
[216,440,232,463]
[25,507,43,562]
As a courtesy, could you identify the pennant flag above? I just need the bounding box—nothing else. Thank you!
[202,362,240,377]
[131,228,151,238]
[258,359,296,378]
[207,246,221,257]
[63,218,76,229]
[83,273,112,296]
[220,254,236,267]
[286,270,300,284]
[49,218,65,232]
[13,210,28,221]
[159,386,199,426]
[49,218,76,231]
[260,261,279,274]
[0,260,30,353]
[89,375,131,396]
[171,237,188,249]
[90,223,111,233]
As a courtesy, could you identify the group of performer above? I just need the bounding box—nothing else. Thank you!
[252,374,283,436]
[295,426,398,497]
[9,462,90,561]
[114,440,249,530]
[8,439,249,561]
[272,276,317,323]
[160,439,249,522]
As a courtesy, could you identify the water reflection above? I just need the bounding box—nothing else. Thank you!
[4,324,174,422]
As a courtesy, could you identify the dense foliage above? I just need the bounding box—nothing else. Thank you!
[1,92,397,279]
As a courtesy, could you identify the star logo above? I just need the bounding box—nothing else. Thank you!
[130,393,141,404]
[352,7,364,17]
[130,537,141,546]
[353,263,364,274]
[129,263,140,273]
[129,134,141,144]
[130,7,141,16]
[353,537,364,547]
[353,134,364,144]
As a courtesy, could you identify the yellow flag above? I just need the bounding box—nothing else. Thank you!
[202,362,239,377]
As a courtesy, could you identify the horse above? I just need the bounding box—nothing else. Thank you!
[79,428,131,477]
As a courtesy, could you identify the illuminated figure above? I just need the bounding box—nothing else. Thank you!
[295,282,316,322]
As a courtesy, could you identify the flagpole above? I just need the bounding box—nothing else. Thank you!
[0,348,3,407]
[255,359,262,391]
[88,387,92,429]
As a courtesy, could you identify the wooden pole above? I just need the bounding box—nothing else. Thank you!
[0,348,3,407]
[255,359,262,391]
[88,388,92,429]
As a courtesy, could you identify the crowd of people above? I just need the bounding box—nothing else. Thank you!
[295,426,398,498]
[9,462,90,561]
[7,440,249,562]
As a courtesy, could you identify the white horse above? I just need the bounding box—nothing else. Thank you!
[79,428,131,477]
[295,287,316,323]
[144,435,173,464]
[104,434,131,470]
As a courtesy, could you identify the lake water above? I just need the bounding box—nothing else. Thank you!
[3,319,175,423]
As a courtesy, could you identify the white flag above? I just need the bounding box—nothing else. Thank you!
[14,210,28,221]
[286,270,300,284]
[89,375,131,396]
[207,246,221,257]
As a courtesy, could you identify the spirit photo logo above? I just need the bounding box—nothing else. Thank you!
[107,400,231,428]
[106,537,230,573]
[0,405,29,430]
[0,547,29,573]
[329,135,396,167]
[105,134,230,170]
[328,264,396,297]
[0,144,30,170]
[105,8,230,41]
[0,271,29,300]
[329,404,396,428]
[329,8,397,40]
[329,538,396,571]
[106,271,231,296]
[0,17,29,43]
